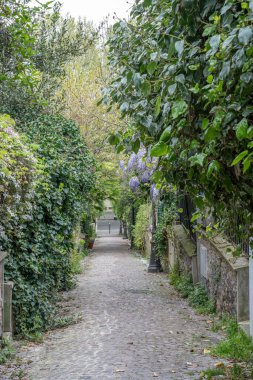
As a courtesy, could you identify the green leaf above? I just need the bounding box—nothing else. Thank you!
[201,118,209,130]
[160,126,172,142]
[132,139,140,153]
[204,126,219,142]
[175,74,185,84]
[120,102,129,113]
[108,134,120,146]
[147,61,157,76]
[171,100,188,119]
[155,96,161,117]
[238,27,253,45]
[209,34,220,52]
[190,84,200,94]
[133,73,142,87]
[143,0,152,7]
[140,80,151,97]
[236,118,248,140]
[247,126,253,139]
[231,150,248,166]
[175,40,184,56]
[168,83,177,95]
[243,156,251,173]
[189,153,207,167]
[150,142,169,157]
[191,212,201,222]
[207,160,220,177]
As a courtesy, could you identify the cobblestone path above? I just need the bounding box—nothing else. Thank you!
[10,237,224,380]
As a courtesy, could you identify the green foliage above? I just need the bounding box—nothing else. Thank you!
[201,316,253,379]
[170,271,194,298]
[105,0,253,240]
[133,203,151,252]
[155,195,177,258]
[199,368,225,380]
[212,319,253,361]
[1,114,95,335]
[169,269,215,313]
[0,339,15,364]
[0,1,95,115]
[188,285,215,314]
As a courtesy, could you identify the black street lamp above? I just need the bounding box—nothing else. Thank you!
[148,200,161,273]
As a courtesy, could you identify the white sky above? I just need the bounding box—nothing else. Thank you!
[61,0,130,25]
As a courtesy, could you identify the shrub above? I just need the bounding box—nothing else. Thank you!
[133,203,151,252]
[1,114,95,335]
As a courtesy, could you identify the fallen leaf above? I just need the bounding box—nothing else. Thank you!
[204,348,211,354]
[215,362,225,368]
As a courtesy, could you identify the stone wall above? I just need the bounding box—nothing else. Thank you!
[168,224,198,283]
[0,251,8,338]
[198,236,249,321]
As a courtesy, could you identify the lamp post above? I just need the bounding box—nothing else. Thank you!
[148,200,161,273]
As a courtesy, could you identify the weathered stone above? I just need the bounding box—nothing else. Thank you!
[197,237,249,321]
[3,282,14,339]
[0,251,8,338]
[168,225,198,283]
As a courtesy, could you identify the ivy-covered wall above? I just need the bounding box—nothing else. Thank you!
[0,114,95,336]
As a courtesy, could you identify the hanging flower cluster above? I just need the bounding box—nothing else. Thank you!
[119,145,159,200]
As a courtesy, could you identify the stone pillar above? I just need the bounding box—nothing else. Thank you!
[0,251,8,338]
[250,255,253,336]
[3,282,14,339]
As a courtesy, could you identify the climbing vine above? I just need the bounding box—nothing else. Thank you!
[1,114,95,335]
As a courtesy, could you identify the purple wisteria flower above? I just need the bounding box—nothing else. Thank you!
[137,158,146,172]
[137,146,146,159]
[141,170,151,183]
[129,176,140,191]
[127,153,137,171]
[150,184,159,201]
[119,160,126,173]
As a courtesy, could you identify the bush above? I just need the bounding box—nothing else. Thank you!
[133,203,151,252]
[212,319,253,362]
[1,114,95,335]
[169,268,215,313]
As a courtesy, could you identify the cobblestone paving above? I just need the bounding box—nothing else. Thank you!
[4,237,225,380]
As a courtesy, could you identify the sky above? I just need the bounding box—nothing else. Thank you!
[60,0,130,25]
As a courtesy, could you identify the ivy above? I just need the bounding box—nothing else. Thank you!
[0,114,95,335]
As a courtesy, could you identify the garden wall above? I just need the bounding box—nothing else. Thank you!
[166,225,249,322]
[197,236,249,322]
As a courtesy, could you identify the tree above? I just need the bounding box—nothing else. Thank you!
[105,0,253,238]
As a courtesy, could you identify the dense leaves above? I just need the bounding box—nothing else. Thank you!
[105,0,253,236]
[1,114,94,335]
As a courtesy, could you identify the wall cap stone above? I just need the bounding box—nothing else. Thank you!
[202,236,249,271]
[0,251,8,263]
[173,224,196,258]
